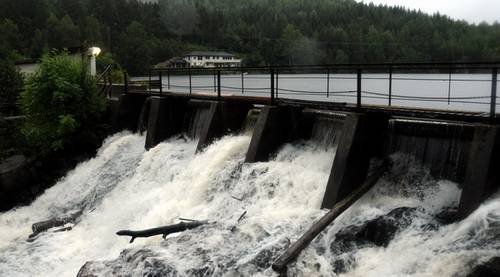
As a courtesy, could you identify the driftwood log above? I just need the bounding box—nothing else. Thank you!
[116,220,207,243]
[272,159,389,272]
[28,211,82,241]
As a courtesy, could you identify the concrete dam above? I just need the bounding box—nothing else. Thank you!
[1,63,500,276]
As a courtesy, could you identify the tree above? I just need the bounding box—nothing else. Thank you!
[159,0,199,39]
[19,52,106,153]
[30,29,47,59]
[334,49,349,64]
[281,24,303,65]
[58,15,81,48]
[83,16,103,45]
[0,19,22,51]
[0,48,23,116]
[116,21,152,75]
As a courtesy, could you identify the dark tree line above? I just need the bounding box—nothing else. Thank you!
[1,0,499,74]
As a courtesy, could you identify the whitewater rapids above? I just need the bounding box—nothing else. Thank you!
[0,131,499,276]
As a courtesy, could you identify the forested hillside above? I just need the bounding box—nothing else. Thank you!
[1,0,499,74]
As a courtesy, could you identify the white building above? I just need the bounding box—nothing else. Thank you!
[183,51,241,68]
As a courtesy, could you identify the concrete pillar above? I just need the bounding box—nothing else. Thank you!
[457,125,500,219]
[321,113,389,209]
[145,96,188,150]
[115,93,149,132]
[245,106,302,163]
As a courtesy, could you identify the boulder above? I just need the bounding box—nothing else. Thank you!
[0,155,32,192]
[330,207,425,274]
[466,257,500,277]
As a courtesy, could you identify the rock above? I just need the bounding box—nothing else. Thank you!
[78,249,179,277]
[435,208,459,224]
[332,207,423,253]
[0,155,32,192]
[250,238,291,269]
[466,257,500,277]
[330,207,425,273]
[0,155,38,211]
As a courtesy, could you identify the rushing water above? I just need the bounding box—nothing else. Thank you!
[1,130,499,276]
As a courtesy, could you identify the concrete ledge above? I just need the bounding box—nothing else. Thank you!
[457,125,500,219]
[245,106,302,163]
[321,113,389,209]
[145,96,189,150]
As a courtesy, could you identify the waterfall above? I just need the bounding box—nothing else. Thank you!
[183,103,212,139]
[136,97,152,134]
[385,119,472,182]
[308,111,344,149]
[0,118,498,276]
[0,129,335,276]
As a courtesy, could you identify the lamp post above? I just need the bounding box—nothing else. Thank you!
[88,47,101,76]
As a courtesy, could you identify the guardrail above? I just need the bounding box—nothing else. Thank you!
[145,62,500,118]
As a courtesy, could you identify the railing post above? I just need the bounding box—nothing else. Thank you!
[148,69,151,90]
[159,71,162,96]
[189,67,192,95]
[448,66,452,105]
[388,65,392,106]
[217,70,221,99]
[124,71,128,94]
[276,69,279,99]
[167,69,170,90]
[356,68,362,109]
[241,70,244,94]
[270,68,275,105]
[213,70,216,92]
[326,68,330,98]
[490,67,498,119]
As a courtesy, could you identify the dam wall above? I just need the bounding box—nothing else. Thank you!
[113,93,500,219]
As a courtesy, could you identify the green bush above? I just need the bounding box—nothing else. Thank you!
[19,52,106,154]
[0,50,23,116]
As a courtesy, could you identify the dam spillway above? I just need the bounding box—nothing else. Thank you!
[1,91,500,276]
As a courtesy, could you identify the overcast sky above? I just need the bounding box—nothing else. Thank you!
[355,0,500,24]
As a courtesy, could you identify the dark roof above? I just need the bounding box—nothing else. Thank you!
[184,51,235,57]
[168,57,188,63]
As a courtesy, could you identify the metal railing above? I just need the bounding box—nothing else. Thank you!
[146,62,500,118]
[96,65,113,98]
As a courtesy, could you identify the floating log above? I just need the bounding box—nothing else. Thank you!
[116,221,207,243]
[28,211,82,241]
[272,159,389,273]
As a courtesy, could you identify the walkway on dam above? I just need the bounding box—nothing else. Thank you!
[105,61,500,123]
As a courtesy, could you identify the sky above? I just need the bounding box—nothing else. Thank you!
[355,0,500,24]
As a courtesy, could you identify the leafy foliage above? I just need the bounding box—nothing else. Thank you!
[19,52,106,154]
[0,48,23,116]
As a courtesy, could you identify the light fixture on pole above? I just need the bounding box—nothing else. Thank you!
[88,46,101,76]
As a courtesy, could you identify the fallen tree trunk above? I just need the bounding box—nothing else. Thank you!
[116,220,207,243]
[272,159,389,273]
[28,211,82,241]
